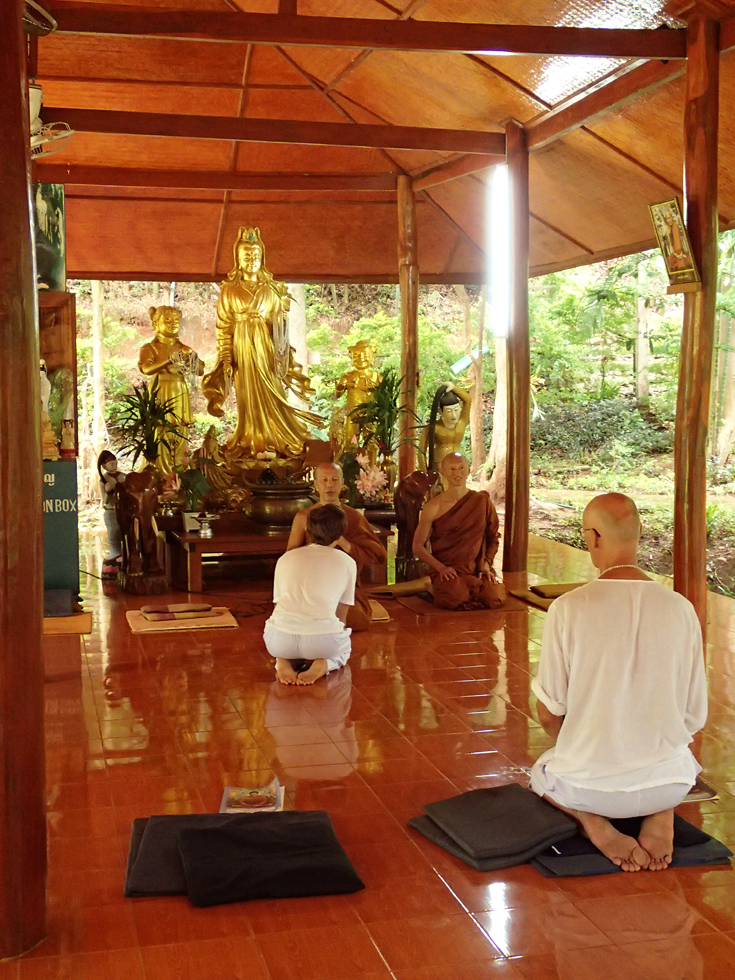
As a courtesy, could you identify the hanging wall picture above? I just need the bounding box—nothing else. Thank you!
[648,198,701,290]
[33,182,66,291]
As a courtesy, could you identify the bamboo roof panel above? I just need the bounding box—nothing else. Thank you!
[34,0,735,279]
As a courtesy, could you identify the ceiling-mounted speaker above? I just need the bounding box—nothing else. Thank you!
[31,122,74,158]
[28,83,74,158]
[23,0,57,36]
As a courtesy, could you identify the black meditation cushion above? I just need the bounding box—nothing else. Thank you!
[421,783,578,860]
[125,811,364,906]
[177,810,365,907]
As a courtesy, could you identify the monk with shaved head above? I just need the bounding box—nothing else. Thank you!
[412,453,504,610]
[286,461,386,631]
[531,493,707,872]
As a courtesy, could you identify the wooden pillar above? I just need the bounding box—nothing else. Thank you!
[502,121,530,573]
[673,15,719,633]
[0,3,47,959]
[397,175,419,479]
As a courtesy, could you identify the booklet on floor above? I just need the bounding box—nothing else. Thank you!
[219,778,284,814]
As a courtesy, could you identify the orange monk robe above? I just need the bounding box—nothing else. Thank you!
[429,490,504,610]
[338,505,387,631]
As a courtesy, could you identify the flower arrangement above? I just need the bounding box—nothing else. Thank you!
[160,453,211,512]
[354,453,387,505]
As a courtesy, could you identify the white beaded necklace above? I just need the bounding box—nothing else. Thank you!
[599,563,641,577]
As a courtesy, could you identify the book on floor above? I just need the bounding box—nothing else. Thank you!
[219,778,284,814]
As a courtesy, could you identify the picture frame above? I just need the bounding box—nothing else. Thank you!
[648,198,701,289]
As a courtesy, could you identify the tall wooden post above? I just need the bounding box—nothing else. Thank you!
[502,121,530,573]
[397,175,419,479]
[673,15,719,633]
[0,2,47,958]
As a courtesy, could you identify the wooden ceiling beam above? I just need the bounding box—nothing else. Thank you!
[31,164,398,191]
[44,106,505,153]
[412,153,504,191]
[64,269,484,284]
[47,4,687,59]
[526,59,685,150]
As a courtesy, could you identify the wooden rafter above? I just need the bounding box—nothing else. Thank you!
[47,4,688,59]
[42,106,505,153]
[525,59,685,151]
[31,165,397,191]
[210,45,253,277]
[413,153,505,191]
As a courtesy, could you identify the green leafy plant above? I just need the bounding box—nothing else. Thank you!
[109,377,182,467]
[348,368,407,456]
[180,464,210,512]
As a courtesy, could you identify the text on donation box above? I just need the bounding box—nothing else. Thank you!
[43,461,80,592]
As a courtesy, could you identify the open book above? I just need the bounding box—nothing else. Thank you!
[219,777,284,814]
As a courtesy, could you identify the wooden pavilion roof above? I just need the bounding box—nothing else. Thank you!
[32,0,735,283]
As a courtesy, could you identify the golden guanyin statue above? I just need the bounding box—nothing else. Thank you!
[202,227,321,462]
[138,306,204,476]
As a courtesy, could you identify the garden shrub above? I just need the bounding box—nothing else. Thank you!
[530,399,672,461]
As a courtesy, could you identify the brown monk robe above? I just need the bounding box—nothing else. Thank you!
[287,462,387,630]
[413,453,504,610]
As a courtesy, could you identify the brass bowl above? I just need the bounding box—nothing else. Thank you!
[246,483,316,535]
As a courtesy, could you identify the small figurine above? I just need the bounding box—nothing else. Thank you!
[59,418,75,458]
[97,450,125,578]
[40,359,59,460]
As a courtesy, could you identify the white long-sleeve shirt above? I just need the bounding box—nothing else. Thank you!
[531,579,707,792]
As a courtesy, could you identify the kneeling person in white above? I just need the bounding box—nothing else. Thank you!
[265,504,356,686]
[531,493,707,873]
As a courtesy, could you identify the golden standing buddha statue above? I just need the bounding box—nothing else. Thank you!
[335,340,382,455]
[138,306,204,476]
[202,227,321,462]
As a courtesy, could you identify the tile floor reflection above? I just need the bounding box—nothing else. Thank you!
[13,531,735,979]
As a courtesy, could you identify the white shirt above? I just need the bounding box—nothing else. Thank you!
[267,544,356,635]
[532,579,707,792]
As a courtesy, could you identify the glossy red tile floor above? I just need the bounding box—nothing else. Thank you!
[9,531,735,979]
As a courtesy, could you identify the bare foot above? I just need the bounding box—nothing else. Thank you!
[296,659,328,685]
[638,809,675,871]
[275,658,299,685]
[577,812,650,872]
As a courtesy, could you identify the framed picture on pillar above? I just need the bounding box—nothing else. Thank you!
[648,198,701,291]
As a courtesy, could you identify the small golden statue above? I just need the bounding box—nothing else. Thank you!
[202,227,321,465]
[138,306,204,476]
[420,381,471,481]
[335,340,382,456]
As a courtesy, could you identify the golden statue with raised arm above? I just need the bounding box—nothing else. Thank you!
[419,381,471,481]
[202,227,321,463]
[335,340,382,452]
[138,306,204,475]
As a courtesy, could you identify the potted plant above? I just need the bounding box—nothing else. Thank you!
[348,369,414,498]
[110,377,181,468]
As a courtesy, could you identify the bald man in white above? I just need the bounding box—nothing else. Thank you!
[531,493,707,872]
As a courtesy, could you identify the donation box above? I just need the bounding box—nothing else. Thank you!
[43,459,79,593]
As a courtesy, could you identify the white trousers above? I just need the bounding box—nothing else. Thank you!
[530,761,690,819]
[263,623,351,673]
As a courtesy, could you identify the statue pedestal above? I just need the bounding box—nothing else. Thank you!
[247,483,315,535]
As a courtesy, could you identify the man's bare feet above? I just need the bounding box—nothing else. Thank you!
[577,812,651,872]
[275,658,299,685]
[638,809,675,870]
[296,659,328,685]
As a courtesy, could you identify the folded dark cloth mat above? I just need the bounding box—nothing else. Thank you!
[408,784,578,871]
[125,811,364,906]
[531,813,733,877]
[407,784,732,875]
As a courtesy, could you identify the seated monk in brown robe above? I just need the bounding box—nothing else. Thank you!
[287,461,387,630]
[412,453,504,610]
